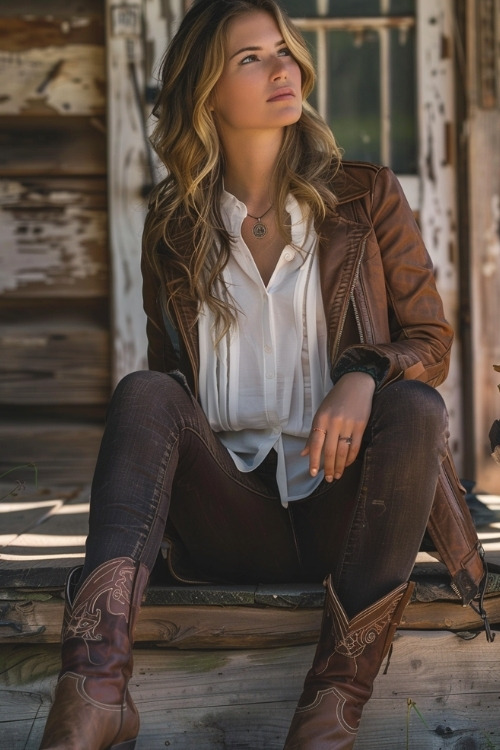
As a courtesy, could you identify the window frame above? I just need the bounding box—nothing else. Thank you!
[289,9,419,207]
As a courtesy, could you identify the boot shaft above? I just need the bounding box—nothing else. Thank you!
[310,577,414,685]
[60,557,149,703]
[40,557,149,750]
[283,579,414,749]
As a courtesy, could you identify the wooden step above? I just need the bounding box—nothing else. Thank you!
[1,486,500,647]
[2,577,500,647]
[0,632,498,749]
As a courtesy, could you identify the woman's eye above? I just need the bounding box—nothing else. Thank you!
[240,54,259,64]
[277,47,291,57]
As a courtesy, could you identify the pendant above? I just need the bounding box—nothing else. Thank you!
[252,221,267,239]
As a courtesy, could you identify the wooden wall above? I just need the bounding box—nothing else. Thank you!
[0,1,109,487]
[466,1,500,494]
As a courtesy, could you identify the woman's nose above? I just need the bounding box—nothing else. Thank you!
[271,60,287,80]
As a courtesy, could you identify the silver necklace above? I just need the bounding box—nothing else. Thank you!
[246,205,273,238]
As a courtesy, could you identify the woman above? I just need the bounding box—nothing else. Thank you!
[39,1,489,749]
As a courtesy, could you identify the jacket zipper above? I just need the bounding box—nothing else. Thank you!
[331,236,367,364]
[351,293,365,345]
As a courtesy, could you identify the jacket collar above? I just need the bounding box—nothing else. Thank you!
[332,163,371,206]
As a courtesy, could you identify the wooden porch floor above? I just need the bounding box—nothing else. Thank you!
[1,477,500,748]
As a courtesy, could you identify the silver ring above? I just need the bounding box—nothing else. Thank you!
[338,435,353,445]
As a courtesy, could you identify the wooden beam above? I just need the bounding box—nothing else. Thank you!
[0,15,105,116]
[0,117,107,177]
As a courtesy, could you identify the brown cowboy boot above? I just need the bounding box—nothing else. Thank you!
[40,556,149,750]
[283,576,415,749]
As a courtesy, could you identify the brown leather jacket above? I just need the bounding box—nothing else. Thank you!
[142,160,485,604]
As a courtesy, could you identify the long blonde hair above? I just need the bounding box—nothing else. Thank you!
[144,0,342,338]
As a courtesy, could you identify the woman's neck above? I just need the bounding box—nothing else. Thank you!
[221,130,282,214]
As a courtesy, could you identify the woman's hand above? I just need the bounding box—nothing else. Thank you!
[301,372,376,482]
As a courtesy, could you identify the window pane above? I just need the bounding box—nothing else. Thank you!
[389,0,415,14]
[280,0,415,18]
[390,26,417,172]
[326,30,381,164]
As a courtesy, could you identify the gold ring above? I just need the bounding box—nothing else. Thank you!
[312,427,327,436]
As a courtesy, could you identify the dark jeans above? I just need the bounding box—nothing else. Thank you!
[81,370,448,617]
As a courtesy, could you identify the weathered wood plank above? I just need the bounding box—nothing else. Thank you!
[0,321,110,405]
[0,16,105,116]
[0,14,105,51]
[0,117,106,177]
[0,421,103,488]
[0,178,108,298]
[0,632,498,749]
[0,0,103,15]
[1,590,499,646]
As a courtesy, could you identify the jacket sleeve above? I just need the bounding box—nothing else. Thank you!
[141,242,179,373]
[331,166,454,390]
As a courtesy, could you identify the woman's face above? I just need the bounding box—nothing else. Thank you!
[211,10,303,138]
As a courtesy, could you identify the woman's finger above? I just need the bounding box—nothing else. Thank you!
[302,426,327,476]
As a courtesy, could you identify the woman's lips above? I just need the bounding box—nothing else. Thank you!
[267,87,296,102]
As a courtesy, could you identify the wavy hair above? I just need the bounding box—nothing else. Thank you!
[144,0,342,338]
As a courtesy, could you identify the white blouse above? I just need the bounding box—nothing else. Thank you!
[198,189,333,505]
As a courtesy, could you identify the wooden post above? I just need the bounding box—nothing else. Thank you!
[106,0,185,384]
[106,1,150,383]
[417,1,462,466]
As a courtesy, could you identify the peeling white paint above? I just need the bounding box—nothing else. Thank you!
[417,0,462,467]
[0,182,107,295]
[0,45,105,116]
